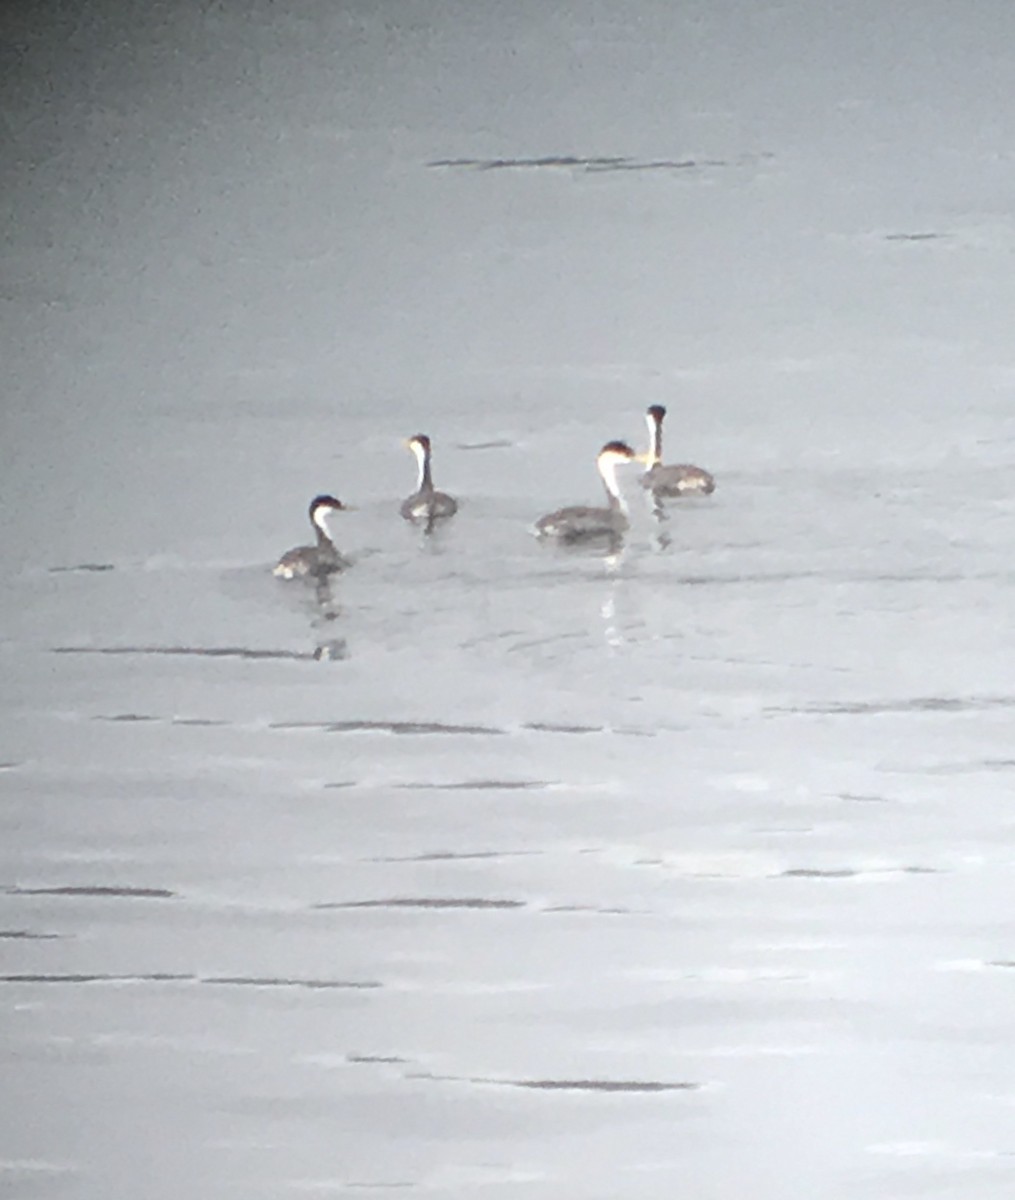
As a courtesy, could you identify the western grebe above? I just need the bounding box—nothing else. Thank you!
[535,441,638,542]
[273,494,350,579]
[401,434,458,526]
[641,405,715,496]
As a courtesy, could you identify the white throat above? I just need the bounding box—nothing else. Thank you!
[598,455,628,513]
[411,442,429,490]
[312,507,334,537]
[644,413,662,466]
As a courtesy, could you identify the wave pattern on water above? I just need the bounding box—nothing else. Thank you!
[396,779,556,791]
[6,885,176,899]
[271,719,505,735]
[770,695,1015,716]
[46,564,115,574]
[54,645,316,661]
[427,153,770,174]
[410,1071,699,1093]
[780,865,939,879]
[314,897,526,911]
[0,973,382,989]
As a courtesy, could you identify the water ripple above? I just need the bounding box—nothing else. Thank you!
[411,1071,699,1093]
[770,695,1015,716]
[47,563,115,574]
[54,645,314,661]
[0,973,381,989]
[6,885,175,899]
[314,897,526,911]
[780,866,938,879]
[427,153,767,175]
[396,779,555,791]
[272,720,504,736]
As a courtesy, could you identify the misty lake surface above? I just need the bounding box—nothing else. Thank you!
[4,2,1015,1196]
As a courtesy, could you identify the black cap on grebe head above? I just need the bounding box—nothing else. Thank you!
[598,440,637,460]
[647,405,667,422]
[309,494,346,518]
[407,433,432,452]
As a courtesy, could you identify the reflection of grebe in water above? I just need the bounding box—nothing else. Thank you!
[641,405,715,497]
[273,495,350,579]
[535,441,639,542]
[401,434,458,527]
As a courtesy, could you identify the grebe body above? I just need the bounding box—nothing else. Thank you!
[640,405,715,496]
[273,494,350,579]
[535,441,638,542]
[401,434,458,525]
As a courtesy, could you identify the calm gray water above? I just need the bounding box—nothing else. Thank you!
[4,2,1015,1196]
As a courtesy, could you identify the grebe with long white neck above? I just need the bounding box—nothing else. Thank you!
[641,405,715,496]
[535,441,639,542]
[401,434,458,526]
[273,494,350,579]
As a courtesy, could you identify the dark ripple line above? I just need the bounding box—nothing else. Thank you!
[0,973,381,989]
[918,759,1015,775]
[47,563,115,574]
[427,155,727,173]
[272,720,504,736]
[6,885,176,899]
[411,1070,698,1093]
[781,866,937,879]
[542,904,642,915]
[0,929,63,940]
[315,897,526,911]
[279,720,642,739]
[505,1078,698,1093]
[396,780,554,791]
[0,973,193,985]
[770,695,1015,716]
[455,439,514,450]
[93,713,157,722]
[523,722,603,734]
[53,645,313,661]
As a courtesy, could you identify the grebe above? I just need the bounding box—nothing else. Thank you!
[273,495,350,579]
[401,434,458,526]
[641,405,715,496]
[535,441,638,542]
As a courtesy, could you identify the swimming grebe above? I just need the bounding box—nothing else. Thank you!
[273,494,350,579]
[641,405,715,496]
[535,441,638,542]
[400,434,458,526]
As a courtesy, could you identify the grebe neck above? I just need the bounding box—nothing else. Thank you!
[599,456,628,514]
[645,411,663,467]
[311,507,336,549]
[412,442,434,492]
